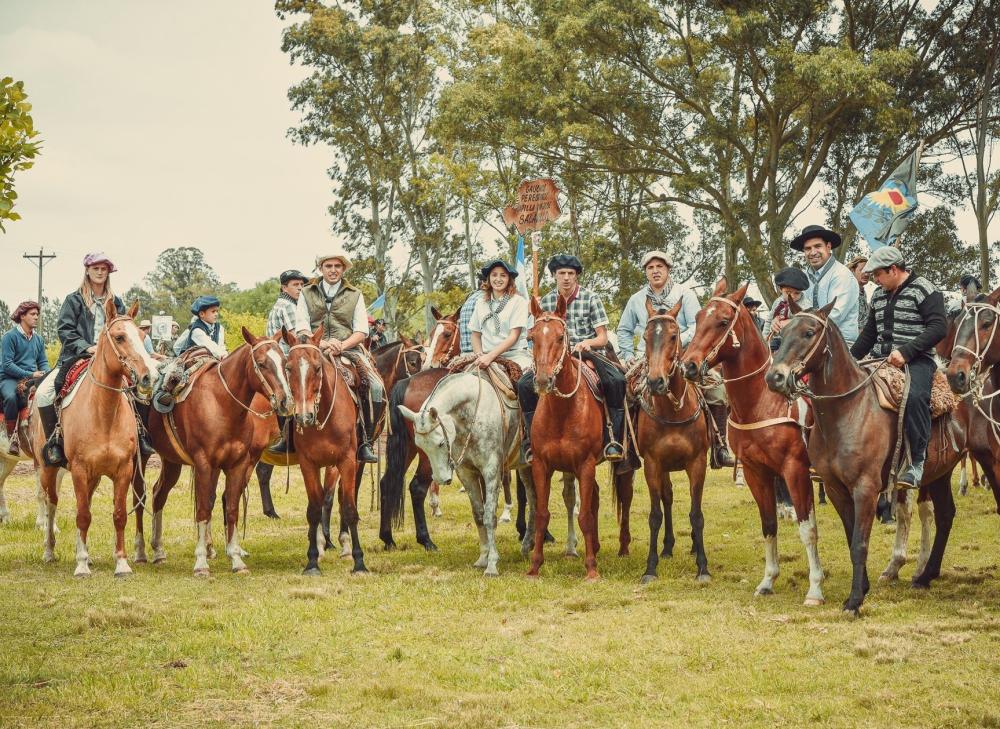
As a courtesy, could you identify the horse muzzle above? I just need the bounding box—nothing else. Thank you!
[946,365,971,395]
[681,360,702,383]
[646,375,667,395]
[765,364,794,398]
[135,373,154,398]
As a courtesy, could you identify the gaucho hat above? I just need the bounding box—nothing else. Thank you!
[479,259,518,281]
[547,254,583,274]
[789,225,842,252]
[774,267,810,292]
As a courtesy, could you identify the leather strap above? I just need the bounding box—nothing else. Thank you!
[164,411,195,466]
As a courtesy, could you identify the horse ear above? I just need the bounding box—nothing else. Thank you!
[818,298,837,318]
[128,300,140,319]
[712,278,727,297]
[449,307,462,323]
[400,334,414,347]
[241,326,257,346]
[988,286,1000,306]
[281,326,297,348]
[668,299,683,319]
[555,293,567,319]
[644,299,656,318]
[530,296,543,318]
[788,297,802,315]
[731,282,749,303]
[104,296,118,322]
[431,306,443,322]
[397,405,417,424]
[311,325,323,346]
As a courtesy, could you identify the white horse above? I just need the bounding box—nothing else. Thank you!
[0,429,64,531]
[400,369,528,576]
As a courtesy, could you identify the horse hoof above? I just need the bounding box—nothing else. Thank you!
[584,573,600,582]
[911,580,930,591]
[618,547,629,557]
[114,570,132,579]
[339,549,351,559]
[842,607,861,618]
[264,511,280,520]
[422,542,438,553]
[43,552,56,564]
[232,566,250,575]
[660,549,673,558]
[640,574,657,584]
[696,574,712,585]
[74,568,91,578]
[754,587,774,597]
[382,542,397,552]
[563,550,579,559]
[193,568,210,578]
[134,557,148,565]
[803,597,824,607]
[302,566,322,576]
[0,511,10,525]
[499,512,511,524]
[351,567,370,576]
[543,532,556,545]
[484,568,500,577]
[153,555,167,565]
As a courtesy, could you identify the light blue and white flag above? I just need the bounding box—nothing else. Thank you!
[367,292,386,317]
[848,145,922,250]
[515,235,529,299]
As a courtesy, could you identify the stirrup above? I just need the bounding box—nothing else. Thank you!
[603,442,624,462]
[358,442,378,463]
[6,433,19,457]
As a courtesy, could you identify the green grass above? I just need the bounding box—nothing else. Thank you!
[1,464,999,728]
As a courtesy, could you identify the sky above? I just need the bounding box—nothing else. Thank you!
[0,1,995,312]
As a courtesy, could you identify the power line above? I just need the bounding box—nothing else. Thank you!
[23,247,57,313]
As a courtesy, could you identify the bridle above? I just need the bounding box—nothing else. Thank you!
[88,315,145,393]
[412,368,485,472]
[287,342,340,430]
[425,319,459,368]
[530,313,583,399]
[643,312,689,411]
[951,301,1000,436]
[217,339,286,419]
[697,297,771,384]
[393,341,425,378]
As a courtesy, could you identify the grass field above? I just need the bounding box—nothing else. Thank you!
[1,463,999,728]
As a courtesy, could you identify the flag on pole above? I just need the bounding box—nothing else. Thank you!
[367,292,386,318]
[515,235,529,299]
[848,144,922,250]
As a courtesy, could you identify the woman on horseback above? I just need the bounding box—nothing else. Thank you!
[468,259,532,371]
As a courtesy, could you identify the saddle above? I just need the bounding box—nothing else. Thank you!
[625,358,648,400]
[152,349,217,413]
[446,354,523,401]
[866,364,957,420]
[58,358,91,400]
[580,360,603,403]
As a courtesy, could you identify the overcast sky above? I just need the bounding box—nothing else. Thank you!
[0,1,995,313]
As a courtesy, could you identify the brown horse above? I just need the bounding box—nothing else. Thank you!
[681,281,825,605]
[29,299,159,577]
[283,327,368,574]
[137,328,292,575]
[422,306,461,369]
[525,295,624,580]
[638,299,710,583]
[767,301,968,614]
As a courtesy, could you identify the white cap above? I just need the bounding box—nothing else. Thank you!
[315,249,352,271]
[641,250,672,268]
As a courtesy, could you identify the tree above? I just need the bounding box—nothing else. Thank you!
[143,247,230,324]
[0,300,10,335]
[38,296,61,345]
[0,77,41,233]
[122,284,153,320]
[223,278,281,317]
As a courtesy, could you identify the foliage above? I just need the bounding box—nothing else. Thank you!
[141,247,234,325]
[222,278,281,317]
[0,299,10,335]
[0,77,41,233]
[221,311,268,353]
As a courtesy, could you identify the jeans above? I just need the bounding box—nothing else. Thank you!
[517,350,625,412]
[904,355,935,466]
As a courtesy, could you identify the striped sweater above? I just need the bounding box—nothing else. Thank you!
[850,273,946,362]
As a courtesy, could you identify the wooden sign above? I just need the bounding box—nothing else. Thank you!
[502,178,561,234]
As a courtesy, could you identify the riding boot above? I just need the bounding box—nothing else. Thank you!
[708,402,735,469]
[604,407,625,462]
[39,404,66,467]
[357,398,379,464]
[268,415,295,455]
[520,410,535,464]
[134,401,155,458]
[5,420,18,456]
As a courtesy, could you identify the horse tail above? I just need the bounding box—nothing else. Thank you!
[380,378,411,528]
[612,469,632,525]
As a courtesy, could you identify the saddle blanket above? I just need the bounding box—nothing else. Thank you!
[867,364,957,419]
[446,354,523,401]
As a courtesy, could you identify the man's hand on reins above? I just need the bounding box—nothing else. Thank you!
[887,349,906,369]
[572,341,592,354]
[320,339,344,356]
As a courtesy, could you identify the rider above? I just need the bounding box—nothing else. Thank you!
[782,225,860,345]
[765,267,810,349]
[743,298,765,331]
[847,255,871,333]
[294,250,384,464]
[850,246,947,489]
[369,318,389,350]
[1,301,49,456]
[265,269,307,455]
[617,250,700,360]
[516,253,625,464]
[468,259,533,370]
[34,253,131,466]
[175,296,228,359]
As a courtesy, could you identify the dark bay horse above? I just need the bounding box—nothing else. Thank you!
[29,300,159,577]
[681,281,825,605]
[767,301,968,614]
[638,299,710,583]
[525,295,626,580]
[138,329,292,575]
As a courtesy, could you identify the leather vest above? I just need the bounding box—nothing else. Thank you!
[301,280,361,341]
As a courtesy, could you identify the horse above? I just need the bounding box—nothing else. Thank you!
[27,299,159,577]
[422,306,461,369]
[399,367,526,575]
[680,281,825,606]
[136,328,292,575]
[524,294,627,580]
[283,328,368,575]
[637,299,711,583]
[766,300,968,614]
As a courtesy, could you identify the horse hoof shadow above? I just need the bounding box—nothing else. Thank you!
[302,566,322,576]
[640,574,657,584]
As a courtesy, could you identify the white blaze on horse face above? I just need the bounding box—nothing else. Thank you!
[266,349,291,402]
[423,323,444,370]
[125,323,160,381]
[297,357,312,415]
[655,323,662,337]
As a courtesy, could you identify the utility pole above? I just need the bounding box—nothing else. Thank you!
[23,247,56,312]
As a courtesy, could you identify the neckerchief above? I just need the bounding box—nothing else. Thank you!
[808,257,835,308]
[646,280,675,310]
[482,292,511,336]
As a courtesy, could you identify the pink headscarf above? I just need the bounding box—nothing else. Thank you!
[82,252,117,273]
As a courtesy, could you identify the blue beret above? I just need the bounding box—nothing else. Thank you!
[191,295,222,315]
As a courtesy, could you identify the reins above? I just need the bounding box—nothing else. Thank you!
[702,297,772,384]
[640,312,699,424]
[216,340,284,419]
[87,315,144,393]
[531,314,584,399]
[288,342,341,431]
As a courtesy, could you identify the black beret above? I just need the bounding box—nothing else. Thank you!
[960,274,982,290]
[774,267,810,291]
[479,259,518,281]
[547,254,583,274]
[280,269,308,285]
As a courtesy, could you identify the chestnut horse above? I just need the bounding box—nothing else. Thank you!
[136,328,292,575]
[525,295,625,580]
[638,299,710,583]
[283,328,368,574]
[422,306,461,369]
[767,301,968,614]
[29,299,159,577]
[681,281,825,606]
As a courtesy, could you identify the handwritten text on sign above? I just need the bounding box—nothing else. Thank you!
[502,178,561,233]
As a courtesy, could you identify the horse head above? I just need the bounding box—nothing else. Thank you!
[284,326,325,427]
[947,285,1000,394]
[398,335,425,375]
[765,299,837,398]
[423,306,461,370]
[681,279,749,383]
[241,326,293,417]
[528,294,569,395]
[101,300,159,398]
[644,298,683,396]
[398,404,455,486]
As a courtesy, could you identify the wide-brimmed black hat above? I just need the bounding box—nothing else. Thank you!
[789,225,842,252]
[774,267,810,291]
[547,254,583,274]
[743,297,762,309]
[479,259,518,282]
[280,269,308,285]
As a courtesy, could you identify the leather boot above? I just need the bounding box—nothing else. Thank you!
[5,420,18,456]
[39,404,66,467]
[604,407,625,462]
[357,399,380,464]
[520,410,534,464]
[134,401,155,458]
[708,402,735,469]
[268,416,294,455]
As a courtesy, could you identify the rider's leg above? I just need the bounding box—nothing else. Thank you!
[898,355,935,489]
[587,353,625,461]
[34,370,65,467]
[2,380,19,455]
[516,370,538,463]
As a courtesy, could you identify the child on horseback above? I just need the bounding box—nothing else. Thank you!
[174,296,228,359]
[1,301,49,456]
[469,259,533,371]
[765,266,810,350]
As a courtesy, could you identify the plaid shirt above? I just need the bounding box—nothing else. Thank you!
[540,286,609,348]
[458,290,483,354]
[266,293,299,353]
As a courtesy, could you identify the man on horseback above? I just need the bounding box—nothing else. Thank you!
[294,250,384,463]
[781,225,860,345]
[265,269,307,455]
[1,301,49,456]
[516,253,626,463]
[850,246,947,489]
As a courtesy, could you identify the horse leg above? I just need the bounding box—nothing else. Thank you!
[112,462,135,578]
[0,459,12,524]
[72,468,96,578]
[577,460,600,580]
[687,455,710,583]
[320,488,335,554]
[222,465,251,574]
[515,471,527,541]
[500,470,513,524]
[301,462,324,575]
[660,472,675,558]
[880,489,914,581]
[784,463,824,606]
[561,471,578,558]
[40,465,59,563]
[132,466,148,564]
[844,480,879,615]
[332,466,352,558]
[256,462,280,519]
[742,462,779,596]
[36,467,61,533]
[338,457,366,574]
[518,466,536,557]
[615,469,633,557]
[481,469,502,576]
[958,456,969,496]
[971,457,981,490]
[641,459,664,583]
[150,459,181,564]
[192,466,217,576]
[428,481,443,518]
[913,475,956,589]
[411,466,437,552]
[464,472,489,569]
[528,459,553,576]
[205,472,221,560]
[913,493,935,578]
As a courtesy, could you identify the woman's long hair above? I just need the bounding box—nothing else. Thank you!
[78,271,115,310]
[479,273,517,301]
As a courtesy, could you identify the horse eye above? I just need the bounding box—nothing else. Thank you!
[719,320,730,327]
[115,335,126,343]
[805,330,815,338]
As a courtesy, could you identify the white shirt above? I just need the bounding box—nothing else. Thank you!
[468,294,530,353]
[294,280,369,337]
